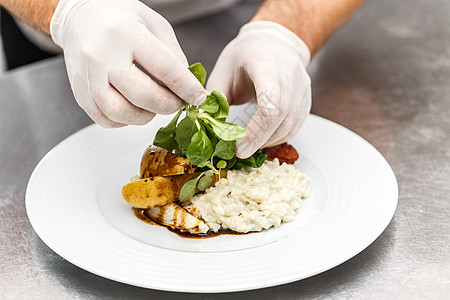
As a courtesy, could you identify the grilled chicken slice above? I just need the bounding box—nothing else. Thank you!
[185,222,210,235]
[122,173,201,209]
[140,145,195,178]
[145,203,209,234]
[181,201,203,220]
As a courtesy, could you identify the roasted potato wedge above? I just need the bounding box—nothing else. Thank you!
[123,170,228,209]
[140,146,195,178]
[122,173,201,209]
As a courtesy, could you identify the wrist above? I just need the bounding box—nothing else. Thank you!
[251,0,364,56]
[42,0,61,35]
[0,0,59,35]
[50,0,90,46]
[239,21,311,67]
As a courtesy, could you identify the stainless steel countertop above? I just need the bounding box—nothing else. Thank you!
[1,0,449,298]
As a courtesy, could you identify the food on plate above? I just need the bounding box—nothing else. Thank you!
[122,173,201,209]
[146,203,209,234]
[124,145,310,236]
[140,145,195,178]
[121,62,311,237]
[181,158,310,233]
[262,142,299,164]
[122,169,226,209]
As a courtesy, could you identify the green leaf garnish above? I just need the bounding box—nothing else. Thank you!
[202,115,246,141]
[256,152,268,167]
[153,62,267,196]
[153,109,183,151]
[188,62,207,86]
[232,150,267,170]
[225,156,237,169]
[179,174,203,202]
[187,130,214,165]
[198,175,213,191]
[199,95,219,114]
[217,160,227,169]
[175,116,198,150]
[211,90,229,118]
[213,140,236,160]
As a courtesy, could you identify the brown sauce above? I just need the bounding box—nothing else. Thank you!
[132,208,247,239]
[133,207,159,225]
[167,227,246,239]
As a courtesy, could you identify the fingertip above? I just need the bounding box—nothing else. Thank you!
[194,92,207,106]
[236,139,253,159]
[187,69,208,106]
[184,90,207,106]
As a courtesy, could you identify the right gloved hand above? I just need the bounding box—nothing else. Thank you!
[51,0,206,127]
[207,21,311,158]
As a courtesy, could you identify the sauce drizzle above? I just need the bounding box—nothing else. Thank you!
[132,208,246,239]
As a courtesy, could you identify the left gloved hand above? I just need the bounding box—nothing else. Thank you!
[207,21,312,158]
[50,0,206,128]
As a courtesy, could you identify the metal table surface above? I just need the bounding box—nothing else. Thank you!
[1,0,449,299]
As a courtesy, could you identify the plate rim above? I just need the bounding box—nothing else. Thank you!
[25,114,398,293]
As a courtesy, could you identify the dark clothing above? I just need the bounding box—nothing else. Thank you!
[1,7,56,70]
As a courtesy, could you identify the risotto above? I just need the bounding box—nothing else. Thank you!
[183,158,311,233]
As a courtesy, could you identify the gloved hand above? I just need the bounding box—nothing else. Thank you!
[51,0,206,127]
[207,21,311,158]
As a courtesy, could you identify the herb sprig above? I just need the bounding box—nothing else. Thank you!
[153,63,267,201]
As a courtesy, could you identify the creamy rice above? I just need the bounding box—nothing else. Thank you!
[183,159,311,233]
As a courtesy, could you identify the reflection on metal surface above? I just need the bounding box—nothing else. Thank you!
[1,0,450,298]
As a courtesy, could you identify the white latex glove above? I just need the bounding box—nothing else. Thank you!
[51,0,206,127]
[207,21,311,158]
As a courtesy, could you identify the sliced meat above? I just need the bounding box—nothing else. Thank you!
[181,201,203,219]
[185,222,210,235]
[145,203,209,234]
[145,203,198,229]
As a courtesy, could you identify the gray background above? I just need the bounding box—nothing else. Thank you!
[1,0,449,298]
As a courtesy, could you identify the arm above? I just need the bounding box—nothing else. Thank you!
[207,0,364,158]
[252,0,364,55]
[0,0,206,127]
[0,0,58,34]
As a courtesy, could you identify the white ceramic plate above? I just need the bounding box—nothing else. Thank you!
[26,107,398,293]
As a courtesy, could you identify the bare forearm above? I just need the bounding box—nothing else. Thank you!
[252,0,364,55]
[0,0,59,34]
